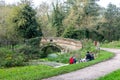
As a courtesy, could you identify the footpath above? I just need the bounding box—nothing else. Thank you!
[43,48,120,80]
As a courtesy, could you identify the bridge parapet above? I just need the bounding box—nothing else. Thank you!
[40,37,82,52]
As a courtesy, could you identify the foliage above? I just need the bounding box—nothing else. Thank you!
[51,2,65,37]
[5,2,43,62]
[62,27,92,40]
[16,45,43,61]
[0,5,22,47]
[36,3,57,37]
[81,39,95,50]
[25,37,41,47]
[63,26,104,41]
[47,53,70,63]
[8,3,42,39]
[0,48,25,67]
[97,4,120,41]
[0,51,114,80]
[101,41,120,48]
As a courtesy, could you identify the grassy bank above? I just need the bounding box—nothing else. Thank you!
[102,41,120,48]
[0,50,114,80]
[97,69,120,80]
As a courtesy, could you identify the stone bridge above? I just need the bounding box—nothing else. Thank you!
[40,37,82,52]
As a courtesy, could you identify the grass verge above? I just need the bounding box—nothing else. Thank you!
[101,41,120,48]
[0,50,114,80]
[97,69,120,80]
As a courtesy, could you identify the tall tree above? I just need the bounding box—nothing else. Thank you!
[63,0,100,40]
[64,0,100,28]
[103,3,120,41]
[36,2,57,37]
[51,2,65,37]
[8,3,42,39]
[0,3,19,46]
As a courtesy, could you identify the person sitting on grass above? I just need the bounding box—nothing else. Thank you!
[69,56,74,64]
[85,51,92,61]
[69,56,77,64]
[79,58,87,62]
[73,57,77,64]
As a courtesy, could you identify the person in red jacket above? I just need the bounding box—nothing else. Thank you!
[69,56,74,64]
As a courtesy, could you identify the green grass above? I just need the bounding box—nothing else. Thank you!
[0,65,53,80]
[0,50,114,80]
[97,69,120,80]
[102,41,120,48]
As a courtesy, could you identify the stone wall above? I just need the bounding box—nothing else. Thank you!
[41,37,82,52]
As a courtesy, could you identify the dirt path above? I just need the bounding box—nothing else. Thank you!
[43,48,120,80]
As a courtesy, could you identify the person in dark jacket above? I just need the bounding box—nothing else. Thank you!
[85,51,92,61]
[73,57,77,64]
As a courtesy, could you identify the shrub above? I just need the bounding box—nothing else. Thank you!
[62,26,104,41]
[47,53,70,63]
[25,37,41,47]
[62,27,85,40]
[16,45,43,61]
[0,48,25,67]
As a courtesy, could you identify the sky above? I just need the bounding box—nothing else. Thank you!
[3,0,120,8]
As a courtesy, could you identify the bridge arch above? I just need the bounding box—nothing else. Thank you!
[40,43,64,57]
[40,43,64,52]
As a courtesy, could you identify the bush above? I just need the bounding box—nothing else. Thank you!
[62,26,85,40]
[62,26,104,41]
[25,37,41,47]
[17,45,43,61]
[0,48,25,67]
[47,53,70,63]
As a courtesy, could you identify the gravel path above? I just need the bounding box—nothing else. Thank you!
[43,48,120,80]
